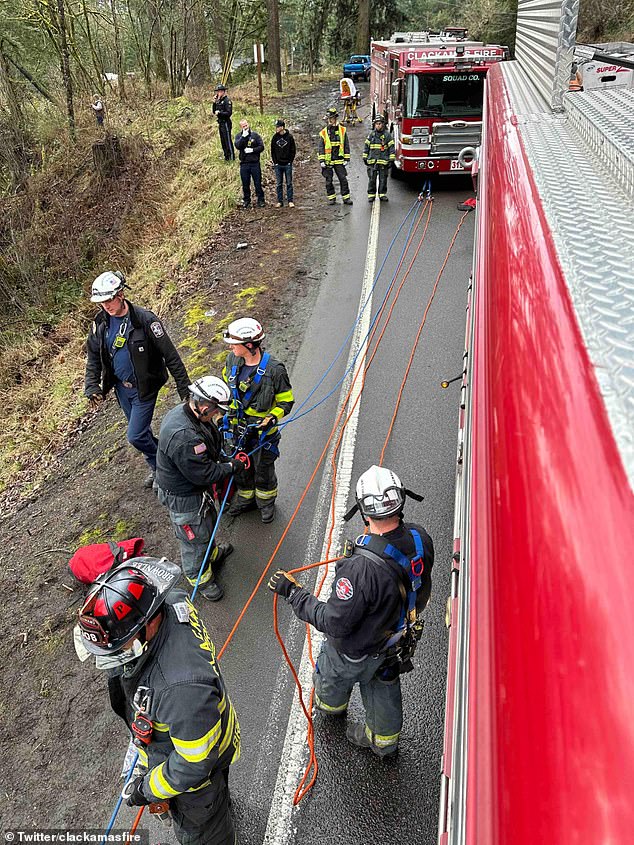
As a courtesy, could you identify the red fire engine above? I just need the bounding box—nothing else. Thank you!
[370,34,507,174]
[439,2,634,843]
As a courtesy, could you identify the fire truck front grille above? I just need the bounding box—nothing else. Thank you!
[430,121,483,156]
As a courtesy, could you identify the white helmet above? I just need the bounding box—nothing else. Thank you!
[189,376,231,411]
[222,317,265,345]
[355,465,405,520]
[90,271,125,303]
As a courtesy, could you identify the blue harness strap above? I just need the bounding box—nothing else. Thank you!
[356,529,425,647]
[229,351,270,419]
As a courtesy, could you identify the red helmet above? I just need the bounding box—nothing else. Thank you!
[78,558,180,654]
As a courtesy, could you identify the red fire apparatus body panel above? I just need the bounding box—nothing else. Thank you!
[439,60,634,844]
[370,39,507,174]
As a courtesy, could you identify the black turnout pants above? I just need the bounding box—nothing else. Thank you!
[171,768,234,845]
[322,164,350,200]
[367,164,389,198]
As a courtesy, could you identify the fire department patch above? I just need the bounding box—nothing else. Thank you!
[335,577,354,601]
[193,442,207,455]
[150,321,164,338]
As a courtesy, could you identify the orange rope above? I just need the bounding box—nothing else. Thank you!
[288,207,469,803]
[124,807,144,843]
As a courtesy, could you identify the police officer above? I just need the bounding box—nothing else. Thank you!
[77,558,240,844]
[363,115,395,202]
[84,271,190,488]
[221,318,294,524]
[269,465,434,757]
[318,107,353,205]
[212,83,234,161]
[155,376,249,601]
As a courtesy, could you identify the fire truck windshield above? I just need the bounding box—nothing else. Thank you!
[405,72,485,118]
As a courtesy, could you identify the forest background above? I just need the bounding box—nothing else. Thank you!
[0,0,632,501]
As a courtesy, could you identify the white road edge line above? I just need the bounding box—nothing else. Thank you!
[263,200,382,844]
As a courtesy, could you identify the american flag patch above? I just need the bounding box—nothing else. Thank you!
[193,442,207,455]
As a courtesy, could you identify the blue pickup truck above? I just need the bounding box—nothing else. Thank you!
[342,55,371,80]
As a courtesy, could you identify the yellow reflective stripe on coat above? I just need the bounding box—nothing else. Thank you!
[219,705,236,756]
[148,762,180,799]
[171,719,223,763]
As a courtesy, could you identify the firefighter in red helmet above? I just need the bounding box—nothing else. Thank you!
[77,558,240,844]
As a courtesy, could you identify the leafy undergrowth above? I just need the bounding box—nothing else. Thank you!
[0,72,331,498]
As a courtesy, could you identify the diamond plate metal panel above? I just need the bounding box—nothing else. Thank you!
[564,88,634,197]
[502,63,634,482]
[515,0,580,111]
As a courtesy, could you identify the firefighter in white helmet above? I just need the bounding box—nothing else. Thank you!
[269,465,434,757]
[84,271,190,488]
[154,376,249,601]
[221,317,294,524]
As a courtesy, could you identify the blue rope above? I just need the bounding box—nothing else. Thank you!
[103,197,427,835]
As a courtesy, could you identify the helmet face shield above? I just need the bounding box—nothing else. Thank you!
[358,485,405,519]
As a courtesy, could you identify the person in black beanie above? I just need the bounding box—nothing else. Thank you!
[270,119,297,208]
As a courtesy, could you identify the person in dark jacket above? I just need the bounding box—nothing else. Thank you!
[212,83,234,161]
[234,119,266,208]
[77,558,240,845]
[84,271,190,487]
[155,376,248,601]
[221,317,294,524]
[362,115,396,202]
[318,107,352,205]
[269,465,434,757]
[270,118,297,208]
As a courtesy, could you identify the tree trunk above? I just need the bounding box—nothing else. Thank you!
[266,0,283,92]
[203,0,227,78]
[147,0,169,82]
[187,0,211,85]
[56,0,76,140]
[110,0,126,99]
[0,42,29,187]
[356,0,370,54]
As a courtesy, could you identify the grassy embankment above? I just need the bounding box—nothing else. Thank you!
[0,70,337,500]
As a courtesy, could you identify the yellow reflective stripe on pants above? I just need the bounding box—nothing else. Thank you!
[148,762,180,799]
[365,724,400,747]
[172,719,223,763]
[255,487,277,500]
[315,692,348,714]
[186,564,212,586]
[237,488,255,500]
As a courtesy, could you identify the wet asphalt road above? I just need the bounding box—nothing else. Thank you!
[118,122,475,844]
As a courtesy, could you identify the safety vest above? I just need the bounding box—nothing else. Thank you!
[355,529,426,648]
[319,125,347,165]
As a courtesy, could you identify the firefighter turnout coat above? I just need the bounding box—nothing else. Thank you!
[111,590,240,801]
[222,350,294,434]
[362,128,396,167]
[84,301,190,402]
[318,124,351,166]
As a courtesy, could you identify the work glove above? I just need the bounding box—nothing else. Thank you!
[268,569,301,600]
[89,393,104,410]
[258,415,276,431]
[122,774,151,807]
[320,162,326,169]
[228,453,250,473]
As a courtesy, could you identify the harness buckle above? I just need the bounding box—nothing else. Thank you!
[256,365,266,376]
[411,556,424,578]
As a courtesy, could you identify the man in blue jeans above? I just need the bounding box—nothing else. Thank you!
[234,119,266,208]
[84,271,190,487]
[270,119,296,208]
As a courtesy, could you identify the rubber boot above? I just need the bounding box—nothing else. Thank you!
[226,497,257,517]
[259,502,276,524]
[199,580,224,602]
[213,543,234,571]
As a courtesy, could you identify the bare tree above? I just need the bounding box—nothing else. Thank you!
[356,0,370,53]
[56,0,76,139]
